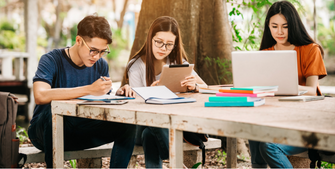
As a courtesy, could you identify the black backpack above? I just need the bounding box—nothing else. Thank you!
[308,149,335,168]
[0,92,26,168]
[183,132,209,166]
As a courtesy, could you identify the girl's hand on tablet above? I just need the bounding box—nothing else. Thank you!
[151,80,160,86]
[181,75,197,91]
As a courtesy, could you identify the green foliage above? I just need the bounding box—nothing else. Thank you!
[321,161,335,168]
[228,0,303,51]
[107,28,127,60]
[69,159,77,168]
[228,0,272,51]
[215,150,227,165]
[0,1,6,7]
[70,24,78,46]
[318,21,335,56]
[204,56,232,84]
[191,162,202,168]
[0,20,15,32]
[237,154,250,162]
[0,19,25,51]
[16,126,29,144]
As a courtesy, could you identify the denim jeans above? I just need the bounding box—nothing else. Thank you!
[137,126,169,168]
[28,105,136,168]
[249,140,308,168]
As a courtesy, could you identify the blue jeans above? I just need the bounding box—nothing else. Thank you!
[249,140,308,168]
[28,105,136,168]
[137,126,169,168]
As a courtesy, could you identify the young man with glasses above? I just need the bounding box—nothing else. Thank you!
[28,14,136,168]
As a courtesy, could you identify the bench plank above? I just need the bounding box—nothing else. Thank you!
[20,138,221,164]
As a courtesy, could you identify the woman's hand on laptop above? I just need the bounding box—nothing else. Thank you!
[181,75,197,91]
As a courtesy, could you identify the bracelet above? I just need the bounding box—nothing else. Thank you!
[189,83,198,93]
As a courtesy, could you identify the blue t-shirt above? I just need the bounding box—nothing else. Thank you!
[31,48,109,124]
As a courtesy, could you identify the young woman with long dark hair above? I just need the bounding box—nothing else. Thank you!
[123,16,207,168]
[250,1,327,168]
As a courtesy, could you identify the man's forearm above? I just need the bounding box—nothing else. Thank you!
[34,85,91,105]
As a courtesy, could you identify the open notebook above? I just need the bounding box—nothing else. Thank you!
[132,86,196,104]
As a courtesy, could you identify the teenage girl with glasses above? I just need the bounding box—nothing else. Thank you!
[122,16,207,168]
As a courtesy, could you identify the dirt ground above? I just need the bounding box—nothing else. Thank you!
[23,148,252,169]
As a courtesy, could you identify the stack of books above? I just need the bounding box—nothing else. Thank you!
[204,86,278,107]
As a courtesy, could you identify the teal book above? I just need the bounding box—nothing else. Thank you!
[204,98,265,107]
[230,86,278,91]
[208,96,262,102]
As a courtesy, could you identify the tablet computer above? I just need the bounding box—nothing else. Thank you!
[158,64,194,92]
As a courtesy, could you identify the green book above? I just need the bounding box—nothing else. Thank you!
[208,96,262,102]
[205,98,265,107]
[230,86,278,91]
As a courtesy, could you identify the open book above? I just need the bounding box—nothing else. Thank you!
[132,86,196,104]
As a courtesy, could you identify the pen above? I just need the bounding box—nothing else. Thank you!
[100,76,113,91]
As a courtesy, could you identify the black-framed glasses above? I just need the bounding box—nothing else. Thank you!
[80,36,110,57]
[153,40,175,51]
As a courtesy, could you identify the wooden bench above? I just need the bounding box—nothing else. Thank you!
[0,51,32,121]
[19,138,221,168]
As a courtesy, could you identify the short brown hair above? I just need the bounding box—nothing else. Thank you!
[77,14,113,44]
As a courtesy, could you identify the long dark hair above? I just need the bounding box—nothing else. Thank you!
[260,1,323,55]
[124,16,188,86]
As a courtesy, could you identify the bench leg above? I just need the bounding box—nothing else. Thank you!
[127,155,137,168]
[227,137,237,168]
[77,158,102,168]
[183,150,202,168]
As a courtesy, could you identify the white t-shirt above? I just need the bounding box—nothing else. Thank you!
[128,56,197,87]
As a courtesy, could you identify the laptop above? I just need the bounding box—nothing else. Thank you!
[232,50,303,96]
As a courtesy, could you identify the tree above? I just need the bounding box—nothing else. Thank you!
[112,0,129,29]
[126,0,233,85]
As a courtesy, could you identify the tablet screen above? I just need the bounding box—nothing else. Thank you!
[158,64,194,92]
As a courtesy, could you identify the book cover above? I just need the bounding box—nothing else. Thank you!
[216,92,275,97]
[278,96,325,102]
[132,86,196,104]
[208,96,262,102]
[204,98,265,107]
[145,97,196,104]
[219,86,278,94]
[230,86,278,91]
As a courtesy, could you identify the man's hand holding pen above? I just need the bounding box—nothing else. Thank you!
[94,76,136,97]
[90,76,112,96]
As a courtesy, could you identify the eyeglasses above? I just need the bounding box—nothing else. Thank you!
[153,40,175,51]
[80,37,110,57]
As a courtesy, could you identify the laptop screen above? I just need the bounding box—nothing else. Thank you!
[232,50,299,95]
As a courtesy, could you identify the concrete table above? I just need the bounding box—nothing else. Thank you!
[51,93,335,168]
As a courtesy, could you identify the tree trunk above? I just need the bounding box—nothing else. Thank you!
[116,0,129,29]
[126,0,232,85]
[54,0,62,48]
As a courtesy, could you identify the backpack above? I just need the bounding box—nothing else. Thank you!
[183,132,209,166]
[0,92,26,168]
[308,149,335,168]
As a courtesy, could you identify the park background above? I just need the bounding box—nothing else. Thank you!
[0,0,335,168]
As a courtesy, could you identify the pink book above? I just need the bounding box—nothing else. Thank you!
[216,92,274,97]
